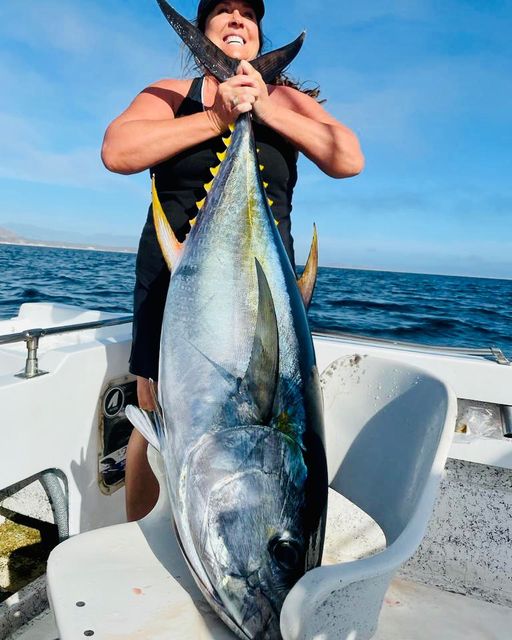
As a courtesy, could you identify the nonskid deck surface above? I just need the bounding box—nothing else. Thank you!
[10,579,512,640]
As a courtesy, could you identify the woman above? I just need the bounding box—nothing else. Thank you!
[102,0,364,521]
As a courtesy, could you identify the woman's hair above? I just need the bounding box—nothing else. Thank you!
[183,20,323,102]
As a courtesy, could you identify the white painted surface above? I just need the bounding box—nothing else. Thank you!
[0,303,132,535]
[15,578,512,640]
[376,578,512,640]
[313,334,512,469]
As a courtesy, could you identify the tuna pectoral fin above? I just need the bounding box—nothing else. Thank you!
[125,405,161,452]
[239,260,279,423]
[152,175,183,272]
[251,32,306,83]
[297,224,319,310]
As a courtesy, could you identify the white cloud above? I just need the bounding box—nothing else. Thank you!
[0,111,148,193]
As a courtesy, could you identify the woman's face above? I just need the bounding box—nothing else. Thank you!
[204,1,260,61]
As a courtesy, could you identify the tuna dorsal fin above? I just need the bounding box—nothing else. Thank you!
[297,224,318,310]
[251,32,306,83]
[152,175,183,271]
[155,0,305,83]
[239,259,279,423]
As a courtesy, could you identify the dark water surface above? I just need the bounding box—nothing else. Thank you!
[1,244,511,357]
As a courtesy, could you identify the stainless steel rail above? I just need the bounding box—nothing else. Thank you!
[311,328,511,365]
[0,315,509,380]
[0,315,132,379]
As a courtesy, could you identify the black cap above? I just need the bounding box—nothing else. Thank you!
[196,0,265,32]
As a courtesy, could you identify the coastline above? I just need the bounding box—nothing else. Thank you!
[1,240,510,281]
[0,240,136,255]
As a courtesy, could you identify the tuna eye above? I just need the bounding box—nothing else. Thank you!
[268,537,302,572]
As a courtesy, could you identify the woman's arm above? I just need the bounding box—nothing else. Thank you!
[230,61,365,179]
[101,79,221,175]
[102,68,364,178]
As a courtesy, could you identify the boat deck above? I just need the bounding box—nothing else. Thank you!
[10,577,512,640]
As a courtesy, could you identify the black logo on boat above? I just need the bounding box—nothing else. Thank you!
[103,387,125,418]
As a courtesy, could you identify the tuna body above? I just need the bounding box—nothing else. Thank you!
[158,115,327,639]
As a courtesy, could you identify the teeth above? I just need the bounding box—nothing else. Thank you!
[226,36,244,45]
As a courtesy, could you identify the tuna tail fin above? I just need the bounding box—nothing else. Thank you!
[239,259,279,423]
[155,0,305,83]
[155,0,238,81]
[297,224,318,310]
[251,33,306,83]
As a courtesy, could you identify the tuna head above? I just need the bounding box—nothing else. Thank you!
[181,425,308,639]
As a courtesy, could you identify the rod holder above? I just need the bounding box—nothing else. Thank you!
[15,329,48,379]
[502,405,512,438]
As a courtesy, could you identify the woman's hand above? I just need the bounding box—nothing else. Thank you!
[207,60,271,132]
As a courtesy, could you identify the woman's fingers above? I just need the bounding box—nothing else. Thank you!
[210,65,268,130]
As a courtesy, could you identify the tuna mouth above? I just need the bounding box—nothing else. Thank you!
[224,34,245,45]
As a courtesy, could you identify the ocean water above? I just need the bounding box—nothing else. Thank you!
[1,244,511,357]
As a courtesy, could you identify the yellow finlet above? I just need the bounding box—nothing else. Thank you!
[222,135,232,147]
[196,197,206,210]
[263,181,269,189]
[216,151,227,162]
[204,180,214,192]
[259,164,264,171]
[267,198,274,207]
[274,218,279,226]
[190,217,197,228]
[228,123,235,132]
[210,165,219,177]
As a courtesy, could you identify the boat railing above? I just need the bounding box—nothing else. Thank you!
[311,328,511,365]
[0,316,133,379]
[0,316,509,380]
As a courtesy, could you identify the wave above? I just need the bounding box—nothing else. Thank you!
[2,245,511,358]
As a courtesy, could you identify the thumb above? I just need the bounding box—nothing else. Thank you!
[237,60,251,75]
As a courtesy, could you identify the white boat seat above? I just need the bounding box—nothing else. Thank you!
[47,448,235,639]
[47,354,456,639]
[280,354,457,639]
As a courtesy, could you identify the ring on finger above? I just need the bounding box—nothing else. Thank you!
[231,95,239,108]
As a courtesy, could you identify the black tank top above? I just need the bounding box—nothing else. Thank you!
[151,76,298,267]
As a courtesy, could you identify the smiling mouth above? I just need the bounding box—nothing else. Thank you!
[224,35,245,46]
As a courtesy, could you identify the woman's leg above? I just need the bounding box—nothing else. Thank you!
[124,376,160,521]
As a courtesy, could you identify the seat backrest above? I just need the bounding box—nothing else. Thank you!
[321,355,453,544]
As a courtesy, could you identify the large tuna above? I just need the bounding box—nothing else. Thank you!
[127,2,328,637]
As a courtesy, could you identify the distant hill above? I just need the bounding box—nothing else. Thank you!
[0,227,22,243]
[0,225,136,254]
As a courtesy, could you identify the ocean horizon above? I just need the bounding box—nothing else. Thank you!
[2,243,511,358]
[2,240,510,282]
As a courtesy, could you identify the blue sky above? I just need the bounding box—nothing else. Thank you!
[0,0,511,278]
